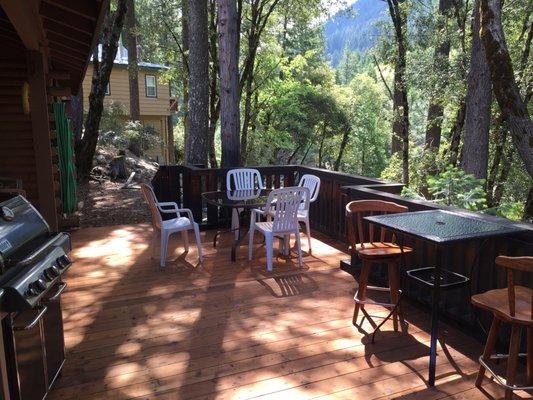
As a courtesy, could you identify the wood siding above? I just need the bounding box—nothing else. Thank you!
[82,65,171,117]
[0,49,39,205]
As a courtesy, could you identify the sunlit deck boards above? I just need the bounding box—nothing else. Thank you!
[48,225,526,399]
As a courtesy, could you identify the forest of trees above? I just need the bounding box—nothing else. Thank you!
[79,0,533,221]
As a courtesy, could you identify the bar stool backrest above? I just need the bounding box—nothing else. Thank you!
[495,255,533,320]
[346,200,408,250]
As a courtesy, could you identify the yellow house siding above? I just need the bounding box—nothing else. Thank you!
[82,65,171,116]
[81,63,173,164]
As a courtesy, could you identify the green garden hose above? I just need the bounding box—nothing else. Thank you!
[53,101,77,215]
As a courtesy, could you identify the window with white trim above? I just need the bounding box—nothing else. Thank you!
[145,75,157,97]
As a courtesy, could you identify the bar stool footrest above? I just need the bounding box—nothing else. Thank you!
[479,353,533,391]
[406,267,469,290]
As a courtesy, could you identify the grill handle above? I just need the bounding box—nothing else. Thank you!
[14,306,48,331]
[49,283,67,302]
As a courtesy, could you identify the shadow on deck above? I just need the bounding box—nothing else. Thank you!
[47,225,528,399]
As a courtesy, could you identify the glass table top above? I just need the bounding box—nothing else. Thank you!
[202,189,271,209]
[365,209,527,244]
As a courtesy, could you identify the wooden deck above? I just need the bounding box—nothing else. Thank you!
[48,224,528,399]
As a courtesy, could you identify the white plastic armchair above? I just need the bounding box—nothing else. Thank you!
[248,187,309,271]
[141,183,203,268]
[297,174,321,252]
[226,169,265,239]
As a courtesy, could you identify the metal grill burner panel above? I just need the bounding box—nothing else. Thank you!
[1,234,71,311]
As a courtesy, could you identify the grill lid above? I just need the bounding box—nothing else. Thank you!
[0,196,50,264]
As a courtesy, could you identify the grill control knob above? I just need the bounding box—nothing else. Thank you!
[44,265,60,280]
[56,254,71,268]
[28,279,46,295]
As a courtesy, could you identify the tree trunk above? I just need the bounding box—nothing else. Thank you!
[217,0,241,167]
[448,100,466,166]
[186,0,209,166]
[240,68,254,164]
[317,122,327,168]
[181,0,190,156]
[126,0,140,121]
[480,0,533,178]
[167,115,175,164]
[425,0,453,151]
[387,0,409,185]
[524,186,533,222]
[75,0,128,180]
[487,114,506,206]
[334,127,350,171]
[67,86,83,143]
[492,146,514,207]
[462,0,492,180]
[208,0,219,168]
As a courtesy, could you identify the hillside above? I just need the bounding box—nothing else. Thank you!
[324,0,388,66]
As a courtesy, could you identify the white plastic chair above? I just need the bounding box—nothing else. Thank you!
[226,168,265,191]
[141,183,203,268]
[248,187,309,271]
[297,174,321,252]
[226,169,266,239]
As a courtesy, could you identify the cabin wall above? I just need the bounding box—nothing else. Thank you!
[0,12,58,230]
[0,49,39,205]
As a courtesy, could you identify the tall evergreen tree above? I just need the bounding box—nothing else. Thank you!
[186,0,210,166]
[462,0,492,180]
[217,0,241,167]
[126,0,140,121]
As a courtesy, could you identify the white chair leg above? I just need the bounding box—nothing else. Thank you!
[232,209,240,240]
[305,216,312,253]
[151,229,159,259]
[193,224,203,262]
[248,228,255,261]
[182,230,189,252]
[265,234,273,272]
[160,230,169,268]
[295,231,303,267]
[284,234,290,256]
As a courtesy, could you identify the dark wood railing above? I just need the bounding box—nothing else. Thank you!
[153,164,532,334]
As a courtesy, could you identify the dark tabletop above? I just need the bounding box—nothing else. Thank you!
[365,209,527,244]
[202,189,271,209]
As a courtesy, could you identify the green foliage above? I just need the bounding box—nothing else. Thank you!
[97,103,162,156]
[427,166,487,211]
[99,101,126,138]
[123,121,163,156]
[484,202,524,221]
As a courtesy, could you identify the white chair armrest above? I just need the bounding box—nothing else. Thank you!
[176,208,195,221]
[156,202,195,221]
[156,202,180,214]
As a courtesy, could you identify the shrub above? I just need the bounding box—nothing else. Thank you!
[427,166,487,211]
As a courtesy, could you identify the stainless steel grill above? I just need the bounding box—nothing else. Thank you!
[0,195,72,400]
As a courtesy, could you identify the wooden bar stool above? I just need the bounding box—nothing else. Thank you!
[346,200,412,340]
[471,256,533,399]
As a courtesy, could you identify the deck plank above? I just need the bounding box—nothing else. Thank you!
[47,224,525,400]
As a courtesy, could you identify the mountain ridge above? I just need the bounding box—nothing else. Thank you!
[324,0,388,66]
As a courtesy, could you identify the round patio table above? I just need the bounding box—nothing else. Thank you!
[202,189,271,261]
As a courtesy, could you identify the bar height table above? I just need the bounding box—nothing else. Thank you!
[365,209,527,386]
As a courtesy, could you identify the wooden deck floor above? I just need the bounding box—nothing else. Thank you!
[48,224,528,400]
